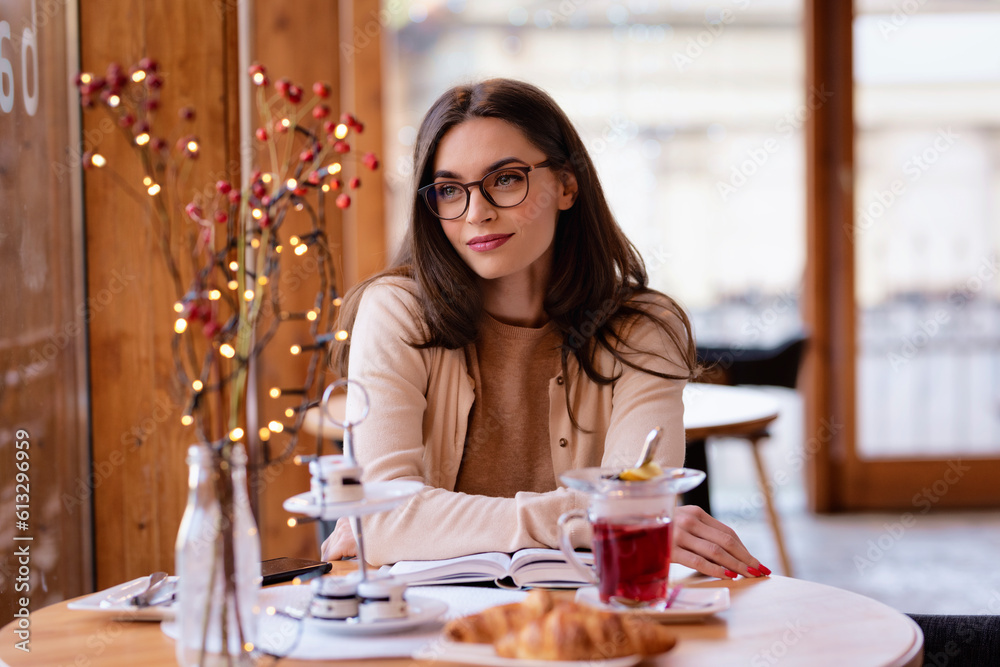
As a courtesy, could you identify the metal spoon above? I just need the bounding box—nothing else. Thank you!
[128,571,169,607]
[99,571,168,608]
[612,427,662,479]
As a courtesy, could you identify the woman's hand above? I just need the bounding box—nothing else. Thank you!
[321,519,358,561]
[672,505,771,578]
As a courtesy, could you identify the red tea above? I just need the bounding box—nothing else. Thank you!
[592,517,671,604]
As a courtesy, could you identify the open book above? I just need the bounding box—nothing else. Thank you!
[380,548,594,589]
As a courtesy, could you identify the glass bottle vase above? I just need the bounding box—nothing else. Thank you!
[175,443,261,666]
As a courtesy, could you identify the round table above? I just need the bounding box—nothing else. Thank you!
[0,572,921,666]
[682,382,782,440]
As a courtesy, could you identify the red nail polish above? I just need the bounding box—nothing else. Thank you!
[723,569,738,579]
[747,566,761,577]
[758,564,772,576]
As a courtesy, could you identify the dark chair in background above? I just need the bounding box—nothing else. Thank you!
[684,331,808,576]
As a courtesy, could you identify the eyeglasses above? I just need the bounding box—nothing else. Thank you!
[418,160,552,220]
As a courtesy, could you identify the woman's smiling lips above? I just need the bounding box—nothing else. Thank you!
[467,233,514,252]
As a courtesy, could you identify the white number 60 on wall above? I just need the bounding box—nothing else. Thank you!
[0,0,39,116]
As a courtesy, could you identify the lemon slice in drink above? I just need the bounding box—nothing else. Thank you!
[618,460,663,481]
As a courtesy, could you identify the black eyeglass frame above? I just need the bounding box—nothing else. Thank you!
[418,160,553,220]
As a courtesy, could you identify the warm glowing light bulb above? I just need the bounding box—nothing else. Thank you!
[186,140,199,154]
[229,260,239,272]
[334,124,348,139]
[284,408,295,418]
[181,415,194,426]
[135,133,150,146]
[266,606,277,616]
[79,73,93,84]
[174,318,188,334]
[251,208,263,220]
[143,176,153,186]
[250,238,260,249]
[280,118,290,129]
[334,329,349,341]
[332,297,342,307]
[252,72,265,85]
[229,427,244,441]
[192,380,203,391]
[286,178,297,190]
[107,94,121,108]
[219,343,236,358]
[327,162,342,174]
[258,427,271,442]
[261,173,272,184]
[321,184,330,193]
[243,289,254,301]
[257,275,268,286]
[90,153,107,168]
[131,70,146,83]
[268,420,284,433]
[227,279,238,290]
[286,518,297,528]
[306,310,318,322]
[289,344,302,355]
[147,183,161,196]
[173,301,184,313]
[275,245,283,254]
[208,289,221,300]
[294,244,308,256]
[269,387,281,398]
[289,236,300,246]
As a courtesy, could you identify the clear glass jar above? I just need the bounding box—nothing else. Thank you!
[175,443,261,666]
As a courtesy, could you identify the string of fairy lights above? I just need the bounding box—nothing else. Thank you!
[76,60,378,468]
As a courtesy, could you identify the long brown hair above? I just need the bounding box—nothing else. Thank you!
[334,79,696,425]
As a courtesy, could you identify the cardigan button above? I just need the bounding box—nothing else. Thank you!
[558,438,568,448]
[556,376,564,385]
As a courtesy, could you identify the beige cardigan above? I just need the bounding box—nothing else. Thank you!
[347,277,688,565]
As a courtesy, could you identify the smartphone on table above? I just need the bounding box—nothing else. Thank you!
[261,557,332,585]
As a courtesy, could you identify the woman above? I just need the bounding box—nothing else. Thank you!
[322,78,769,580]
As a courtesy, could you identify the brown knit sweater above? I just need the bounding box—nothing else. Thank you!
[456,314,562,497]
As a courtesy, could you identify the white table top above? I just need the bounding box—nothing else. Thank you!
[682,382,782,437]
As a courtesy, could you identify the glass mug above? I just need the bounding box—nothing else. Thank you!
[557,466,705,608]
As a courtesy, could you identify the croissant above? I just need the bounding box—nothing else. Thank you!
[444,589,555,643]
[495,604,677,661]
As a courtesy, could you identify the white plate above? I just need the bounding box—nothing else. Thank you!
[415,642,642,667]
[68,576,177,622]
[296,595,448,636]
[575,585,730,623]
[282,480,422,520]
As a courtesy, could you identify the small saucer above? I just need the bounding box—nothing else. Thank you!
[299,595,448,635]
[282,480,422,520]
[575,585,729,623]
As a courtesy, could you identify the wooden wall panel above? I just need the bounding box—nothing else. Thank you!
[0,0,91,617]
[803,0,855,512]
[251,0,343,561]
[81,0,240,589]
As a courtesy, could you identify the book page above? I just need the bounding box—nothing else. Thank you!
[387,551,512,583]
